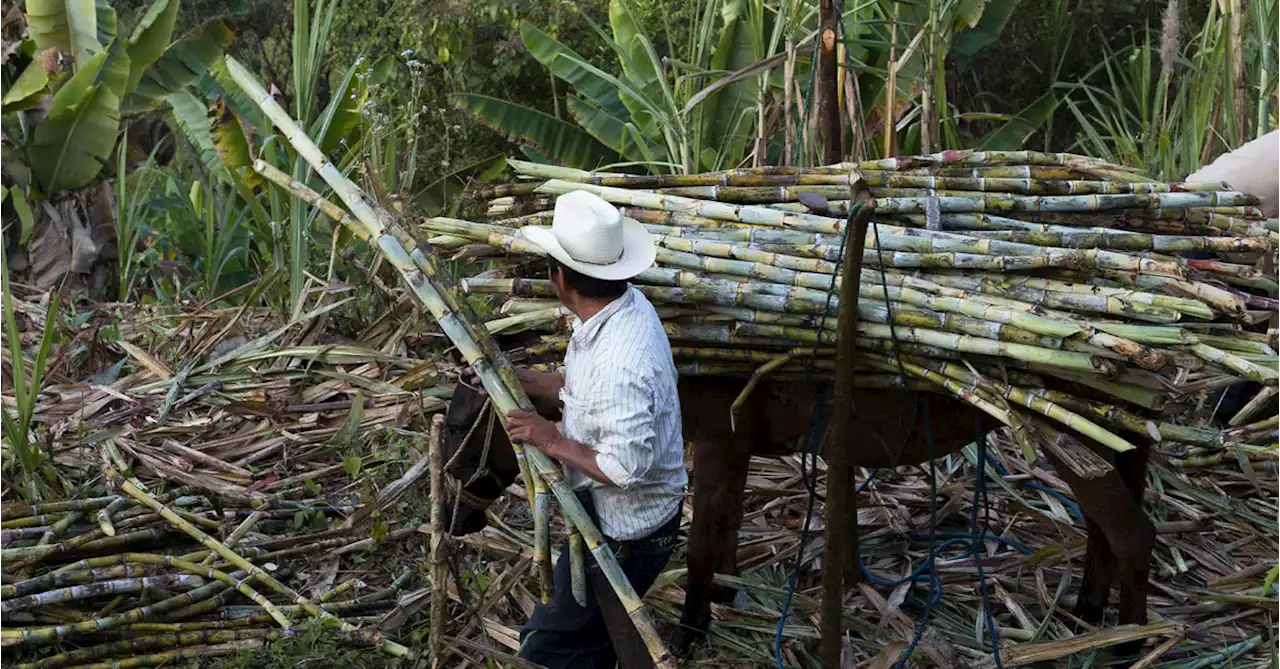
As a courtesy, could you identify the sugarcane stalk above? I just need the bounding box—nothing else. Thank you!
[47,640,266,669]
[117,480,407,656]
[16,629,283,669]
[428,413,447,667]
[255,131,556,607]
[1,575,207,613]
[226,55,672,668]
[1189,344,1278,385]
[2,497,119,521]
[905,357,1135,452]
[1027,389,1224,448]
[2,565,154,599]
[1229,387,1278,427]
[318,578,365,603]
[3,559,271,646]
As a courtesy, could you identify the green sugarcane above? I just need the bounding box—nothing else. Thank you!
[2,497,119,521]
[2,565,154,599]
[893,356,1135,452]
[920,273,1184,323]
[3,528,166,564]
[35,639,265,669]
[254,161,557,607]
[2,514,68,530]
[2,560,269,646]
[945,272,1215,319]
[16,629,282,669]
[2,575,207,613]
[118,482,399,648]
[1189,344,1279,385]
[227,56,671,669]
[505,158,1147,187]
[318,578,365,603]
[1027,389,1223,447]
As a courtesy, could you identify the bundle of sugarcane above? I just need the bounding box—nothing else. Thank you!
[422,155,1278,456]
[224,57,678,668]
[0,478,420,666]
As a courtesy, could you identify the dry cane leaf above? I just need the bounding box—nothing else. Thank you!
[862,642,907,669]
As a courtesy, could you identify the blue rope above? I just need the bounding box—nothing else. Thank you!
[773,199,861,669]
[972,422,1006,669]
[773,18,1024,665]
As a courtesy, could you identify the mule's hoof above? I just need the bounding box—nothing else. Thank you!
[668,625,707,659]
[1109,638,1147,665]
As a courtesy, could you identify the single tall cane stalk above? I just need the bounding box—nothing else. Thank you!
[428,414,447,668]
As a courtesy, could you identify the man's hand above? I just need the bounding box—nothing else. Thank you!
[457,364,485,394]
[505,409,564,454]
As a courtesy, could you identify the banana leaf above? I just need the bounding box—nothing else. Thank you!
[453,93,619,170]
[123,0,179,93]
[94,0,116,48]
[698,0,759,171]
[520,21,630,121]
[212,97,262,189]
[121,18,234,114]
[1,59,51,111]
[29,39,130,194]
[25,0,101,61]
[566,96,660,165]
[165,89,222,181]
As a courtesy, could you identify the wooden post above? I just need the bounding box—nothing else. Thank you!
[819,187,875,668]
[816,0,843,165]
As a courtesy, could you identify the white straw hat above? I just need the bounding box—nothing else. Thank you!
[519,190,655,280]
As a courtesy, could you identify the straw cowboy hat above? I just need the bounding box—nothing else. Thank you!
[519,190,655,280]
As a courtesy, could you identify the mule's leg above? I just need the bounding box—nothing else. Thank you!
[673,433,752,656]
[1045,444,1155,633]
[1113,443,1152,626]
[1074,517,1117,623]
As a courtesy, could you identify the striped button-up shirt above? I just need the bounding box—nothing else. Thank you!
[559,285,687,541]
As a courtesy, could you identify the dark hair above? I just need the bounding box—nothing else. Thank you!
[547,258,628,300]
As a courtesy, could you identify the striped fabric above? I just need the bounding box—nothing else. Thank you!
[559,285,688,541]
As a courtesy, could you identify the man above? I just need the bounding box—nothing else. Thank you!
[462,190,687,669]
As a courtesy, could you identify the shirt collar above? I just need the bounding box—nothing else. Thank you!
[570,285,635,347]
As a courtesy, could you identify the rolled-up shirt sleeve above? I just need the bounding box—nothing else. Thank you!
[583,371,656,490]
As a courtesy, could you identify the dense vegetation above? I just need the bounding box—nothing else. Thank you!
[1,0,1275,479]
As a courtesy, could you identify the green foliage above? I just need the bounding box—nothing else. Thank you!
[1058,0,1278,179]
[456,92,621,169]
[1,256,62,502]
[30,39,130,194]
[121,17,236,113]
[25,0,103,62]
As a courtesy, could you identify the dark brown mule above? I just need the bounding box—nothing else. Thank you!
[439,349,1155,659]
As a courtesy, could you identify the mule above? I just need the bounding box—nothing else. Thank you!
[439,337,1157,659]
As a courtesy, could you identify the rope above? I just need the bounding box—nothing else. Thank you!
[774,18,1014,666]
[774,197,861,668]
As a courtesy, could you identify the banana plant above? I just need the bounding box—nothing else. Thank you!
[1,0,233,296]
[455,0,768,174]
[455,0,1028,174]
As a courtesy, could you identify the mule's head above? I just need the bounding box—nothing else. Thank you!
[441,380,520,536]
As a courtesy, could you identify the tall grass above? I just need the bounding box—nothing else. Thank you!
[1,254,61,502]
[1059,0,1278,180]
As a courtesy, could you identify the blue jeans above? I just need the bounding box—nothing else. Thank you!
[518,493,679,669]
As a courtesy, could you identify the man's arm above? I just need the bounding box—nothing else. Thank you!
[458,365,564,417]
[505,409,616,486]
[506,372,657,490]
[514,368,565,411]
[544,435,615,486]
